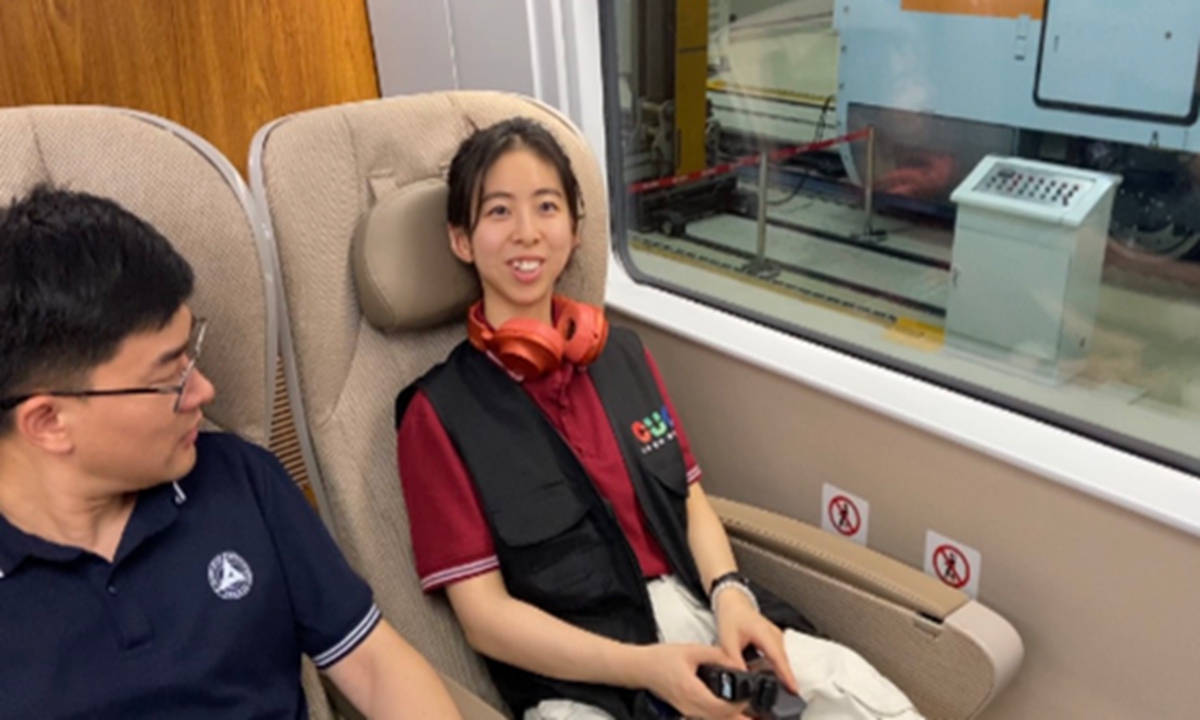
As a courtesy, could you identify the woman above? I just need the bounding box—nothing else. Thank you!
[396,117,922,720]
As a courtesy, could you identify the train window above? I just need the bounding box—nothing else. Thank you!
[601,0,1200,474]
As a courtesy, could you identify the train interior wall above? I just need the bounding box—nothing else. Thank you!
[614,311,1200,720]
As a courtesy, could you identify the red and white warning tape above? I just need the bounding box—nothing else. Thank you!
[627,128,870,195]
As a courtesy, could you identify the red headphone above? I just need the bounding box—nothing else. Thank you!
[467,295,609,379]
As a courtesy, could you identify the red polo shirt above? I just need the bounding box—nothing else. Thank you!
[397,348,702,592]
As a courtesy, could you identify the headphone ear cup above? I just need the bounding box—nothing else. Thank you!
[493,318,565,379]
[558,301,609,366]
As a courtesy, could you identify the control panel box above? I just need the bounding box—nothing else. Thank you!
[946,155,1121,381]
[973,164,1094,208]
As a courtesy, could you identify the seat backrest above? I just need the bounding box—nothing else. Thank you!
[0,106,341,718]
[0,106,278,446]
[252,91,609,708]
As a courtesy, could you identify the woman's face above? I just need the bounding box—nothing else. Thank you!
[449,147,578,326]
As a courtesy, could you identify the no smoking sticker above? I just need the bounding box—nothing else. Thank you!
[820,484,869,546]
[924,530,982,599]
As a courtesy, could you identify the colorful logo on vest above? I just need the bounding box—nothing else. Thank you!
[630,404,677,454]
[208,551,254,600]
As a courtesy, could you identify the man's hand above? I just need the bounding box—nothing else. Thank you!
[636,643,748,719]
[713,590,798,695]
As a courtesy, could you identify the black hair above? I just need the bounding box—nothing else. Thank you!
[446,117,582,235]
[0,186,194,432]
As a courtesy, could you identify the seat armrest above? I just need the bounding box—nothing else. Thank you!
[711,496,964,620]
[443,673,509,720]
[711,495,1022,719]
[319,671,506,720]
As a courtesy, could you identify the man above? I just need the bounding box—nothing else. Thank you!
[0,186,461,719]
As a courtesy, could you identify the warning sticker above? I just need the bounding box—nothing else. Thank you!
[820,484,869,546]
[924,530,982,599]
[933,544,970,588]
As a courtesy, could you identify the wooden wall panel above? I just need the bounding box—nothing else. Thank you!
[0,0,381,496]
[0,0,380,174]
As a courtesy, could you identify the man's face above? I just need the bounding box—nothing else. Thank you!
[59,306,216,491]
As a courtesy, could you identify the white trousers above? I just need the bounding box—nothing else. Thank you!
[524,576,925,720]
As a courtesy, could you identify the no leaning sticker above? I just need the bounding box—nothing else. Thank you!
[820,484,869,546]
[924,530,982,599]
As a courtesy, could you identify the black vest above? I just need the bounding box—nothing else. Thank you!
[396,328,704,719]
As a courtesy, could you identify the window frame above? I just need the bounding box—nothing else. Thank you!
[591,0,1200,534]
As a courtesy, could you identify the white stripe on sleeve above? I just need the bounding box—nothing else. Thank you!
[311,603,383,669]
[419,556,500,591]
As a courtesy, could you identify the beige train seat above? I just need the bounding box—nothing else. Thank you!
[0,105,337,720]
[251,90,1023,719]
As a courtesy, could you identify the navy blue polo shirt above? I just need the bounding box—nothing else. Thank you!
[0,433,380,719]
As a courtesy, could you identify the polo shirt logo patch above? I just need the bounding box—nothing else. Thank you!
[208,551,254,600]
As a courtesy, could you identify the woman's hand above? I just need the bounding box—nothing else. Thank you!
[713,589,798,695]
[636,643,748,719]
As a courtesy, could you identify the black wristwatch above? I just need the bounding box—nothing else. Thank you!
[709,571,752,596]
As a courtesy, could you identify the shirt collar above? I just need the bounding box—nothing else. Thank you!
[0,480,186,580]
[111,481,184,567]
[0,510,83,578]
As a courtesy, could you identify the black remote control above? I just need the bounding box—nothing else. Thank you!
[697,663,770,704]
[697,663,806,719]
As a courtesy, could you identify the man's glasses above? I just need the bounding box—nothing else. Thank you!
[0,318,208,414]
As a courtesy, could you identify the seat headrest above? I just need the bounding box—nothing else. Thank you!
[337,93,607,334]
[353,176,479,332]
[0,105,274,445]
